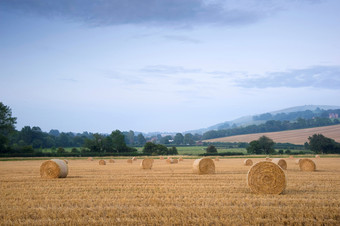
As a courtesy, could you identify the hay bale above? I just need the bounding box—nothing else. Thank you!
[215,157,220,161]
[273,158,287,170]
[99,160,106,165]
[88,157,93,161]
[179,157,183,161]
[140,158,153,169]
[244,159,253,166]
[192,158,215,175]
[132,157,137,161]
[247,161,286,195]
[40,159,68,179]
[289,155,294,159]
[265,157,272,161]
[127,159,133,163]
[171,159,178,164]
[109,159,115,163]
[299,158,316,171]
[315,155,320,158]
[63,159,68,164]
[160,156,164,160]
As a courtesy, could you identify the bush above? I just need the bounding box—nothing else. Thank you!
[206,145,217,154]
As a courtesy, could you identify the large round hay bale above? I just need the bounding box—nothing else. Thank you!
[244,159,253,166]
[127,159,133,163]
[109,159,115,163]
[273,158,287,170]
[192,158,215,175]
[88,157,93,161]
[140,158,153,169]
[99,160,106,165]
[247,161,286,195]
[40,159,68,179]
[299,158,316,171]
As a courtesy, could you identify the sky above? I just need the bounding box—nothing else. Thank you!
[1,0,340,134]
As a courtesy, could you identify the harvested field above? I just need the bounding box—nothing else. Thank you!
[203,124,340,144]
[1,158,340,225]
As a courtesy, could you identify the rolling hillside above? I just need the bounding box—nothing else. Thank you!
[203,124,340,145]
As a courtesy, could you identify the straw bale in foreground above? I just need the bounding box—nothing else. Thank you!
[244,159,253,166]
[299,158,316,171]
[273,158,287,170]
[40,159,68,179]
[247,161,286,195]
[99,160,106,165]
[193,158,215,175]
[140,158,153,169]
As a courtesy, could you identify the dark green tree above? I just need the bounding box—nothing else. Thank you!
[308,134,340,154]
[184,133,195,145]
[0,102,17,152]
[174,133,184,145]
[206,145,217,154]
[137,133,146,146]
[246,140,262,154]
[258,136,275,154]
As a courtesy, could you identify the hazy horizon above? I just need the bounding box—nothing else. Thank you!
[1,0,340,134]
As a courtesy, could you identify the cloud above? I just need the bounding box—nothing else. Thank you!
[163,35,201,43]
[235,65,340,89]
[0,0,315,27]
[141,65,201,74]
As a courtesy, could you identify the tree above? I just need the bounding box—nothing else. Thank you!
[0,102,17,152]
[184,133,195,145]
[206,145,217,154]
[308,134,340,154]
[258,136,275,154]
[137,133,146,146]
[174,133,184,145]
[246,140,262,154]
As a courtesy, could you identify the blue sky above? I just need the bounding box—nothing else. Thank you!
[1,0,340,133]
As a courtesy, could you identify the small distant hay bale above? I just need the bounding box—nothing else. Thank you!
[40,159,68,179]
[299,158,316,171]
[167,156,172,159]
[295,159,301,165]
[315,155,320,158]
[160,156,164,160]
[273,158,287,170]
[127,159,133,163]
[109,159,115,163]
[215,157,220,161]
[193,158,215,175]
[179,157,183,161]
[99,160,106,165]
[289,155,294,159]
[63,159,68,164]
[88,157,93,161]
[244,159,253,166]
[247,161,286,195]
[132,157,137,161]
[140,158,153,169]
[171,159,178,164]
[265,157,272,161]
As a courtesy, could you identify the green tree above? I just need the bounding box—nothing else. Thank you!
[137,133,146,146]
[308,134,340,154]
[258,136,275,154]
[246,140,261,154]
[206,145,217,154]
[0,102,17,152]
[174,133,184,145]
[184,133,195,145]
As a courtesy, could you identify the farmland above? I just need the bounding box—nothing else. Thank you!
[204,124,340,145]
[1,157,340,225]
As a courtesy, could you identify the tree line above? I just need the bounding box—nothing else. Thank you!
[202,117,340,140]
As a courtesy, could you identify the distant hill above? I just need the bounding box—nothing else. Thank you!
[185,105,340,134]
[203,124,340,145]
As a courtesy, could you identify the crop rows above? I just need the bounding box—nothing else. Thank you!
[1,158,340,225]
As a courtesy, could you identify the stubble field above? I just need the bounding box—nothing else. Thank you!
[1,157,340,225]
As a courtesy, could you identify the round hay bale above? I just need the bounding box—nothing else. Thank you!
[40,159,68,179]
[63,159,68,164]
[315,155,320,158]
[215,157,220,161]
[179,157,183,161]
[160,156,164,160]
[299,158,316,171]
[171,159,178,164]
[273,158,287,170]
[88,157,93,161]
[166,159,171,164]
[192,158,215,175]
[132,157,137,161]
[289,155,294,159]
[99,160,106,165]
[140,158,153,169]
[127,159,133,163]
[244,159,253,166]
[109,159,115,163]
[247,161,286,195]
[295,159,301,165]
[265,157,272,161]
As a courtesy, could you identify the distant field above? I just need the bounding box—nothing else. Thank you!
[1,158,340,225]
[204,124,340,145]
